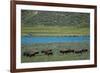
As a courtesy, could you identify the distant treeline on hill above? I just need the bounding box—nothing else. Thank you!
[21,10,90,28]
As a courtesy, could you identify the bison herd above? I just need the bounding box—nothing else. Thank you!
[23,48,88,57]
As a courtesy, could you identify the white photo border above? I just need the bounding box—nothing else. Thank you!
[16,4,95,69]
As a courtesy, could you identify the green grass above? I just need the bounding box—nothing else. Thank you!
[21,26,89,36]
[21,42,90,63]
[21,53,89,63]
[21,25,90,62]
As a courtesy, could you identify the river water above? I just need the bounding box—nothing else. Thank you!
[21,36,90,44]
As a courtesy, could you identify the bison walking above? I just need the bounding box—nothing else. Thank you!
[82,48,88,53]
[23,49,39,57]
[74,48,88,54]
[74,49,82,54]
[41,49,53,56]
[59,49,74,54]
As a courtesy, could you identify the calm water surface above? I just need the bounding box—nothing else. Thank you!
[21,36,90,44]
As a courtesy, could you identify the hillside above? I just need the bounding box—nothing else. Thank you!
[21,10,90,36]
[21,10,90,28]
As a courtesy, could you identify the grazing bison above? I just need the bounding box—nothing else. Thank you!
[82,48,88,53]
[74,48,88,54]
[74,49,83,54]
[59,49,67,54]
[60,49,65,54]
[59,49,74,54]
[23,49,39,57]
[68,49,74,53]
[41,49,53,56]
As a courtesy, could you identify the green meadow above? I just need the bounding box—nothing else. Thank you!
[21,42,90,63]
[21,26,89,37]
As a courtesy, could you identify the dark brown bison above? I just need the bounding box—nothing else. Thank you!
[41,49,53,56]
[59,49,67,54]
[23,50,39,57]
[59,49,74,54]
[82,48,88,53]
[68,49,74,53]
[74,49,82,54]
[74,48,88,54]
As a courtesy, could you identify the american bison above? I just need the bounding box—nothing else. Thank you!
[74,48,88,54]
[74,49,82,54]
[68,49,74,53]
[82,48,88,53]
[59,49,74,54]
[59,49,66,54]
[23,49,39,57]
[41,49,53,56]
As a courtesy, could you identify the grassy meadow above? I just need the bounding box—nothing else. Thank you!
[21,26,89,37]
[21,42,90,63]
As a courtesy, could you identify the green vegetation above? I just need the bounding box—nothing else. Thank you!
[21,42,90,63]
[21,10,90,27]
[21,10,90,37]
[22,53,89,63]
[21,26,89,36]
[21,10,90,62]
